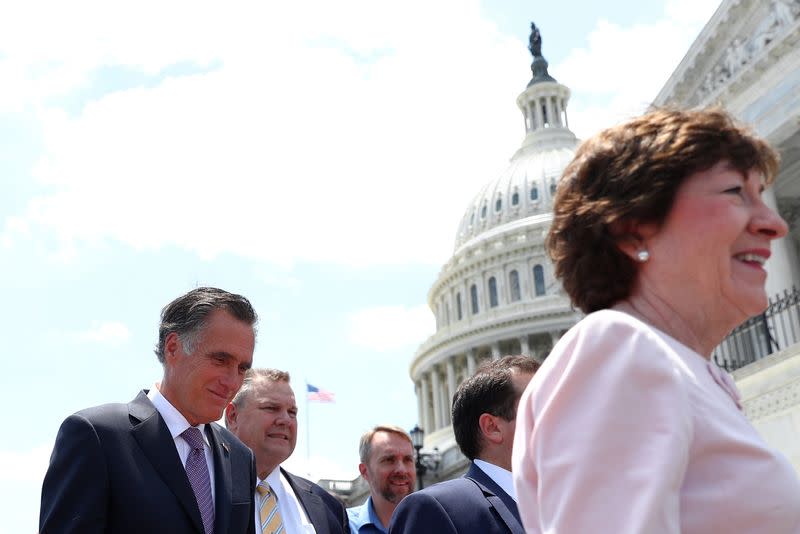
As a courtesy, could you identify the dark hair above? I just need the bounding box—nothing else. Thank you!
[154,287,258,363]
[452,355,539,460]
[546,107,779,314]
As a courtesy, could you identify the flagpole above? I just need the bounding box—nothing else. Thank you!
[305,381,311,471]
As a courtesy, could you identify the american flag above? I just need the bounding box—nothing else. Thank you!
[307,383,335,403]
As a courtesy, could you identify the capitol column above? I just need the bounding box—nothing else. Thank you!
[446,357,457,421]
[519,335,530,357]
[467,348,477,377]
[439,378,451,426]
[421,374,432,433]
[415,381,422,429]
[430,367,442,431]
[549,331,561,355]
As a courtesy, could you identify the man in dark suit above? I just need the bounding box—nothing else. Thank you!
[39,287,259,534]
[389,355,539,534]
[225,368,350,533]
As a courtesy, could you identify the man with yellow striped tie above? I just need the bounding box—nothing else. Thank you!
[226,369,350,534]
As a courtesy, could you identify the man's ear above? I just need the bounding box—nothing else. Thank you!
[224,403,237,430]
[478,413,503,445]
[358,463,368,480]
[164,332,181,363]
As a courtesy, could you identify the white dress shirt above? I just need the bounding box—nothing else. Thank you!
[148,386,216,504]
[255,467,316,533]
[473,458,516,502]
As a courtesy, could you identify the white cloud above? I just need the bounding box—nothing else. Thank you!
[555,0,722,139]
[73,320,131,345]
[2,0,526,267]
[0,443,51,483]
[1,0,723,267]
[347,304,434,352]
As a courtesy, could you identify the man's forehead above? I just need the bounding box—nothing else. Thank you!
[372,432,413,455]
[253,381,296,403]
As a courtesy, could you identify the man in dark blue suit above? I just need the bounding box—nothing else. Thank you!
[389,355,539,534]
[225,368,350,534]
[40,287,259,534]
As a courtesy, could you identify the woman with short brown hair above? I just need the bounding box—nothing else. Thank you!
[512,108,800,533]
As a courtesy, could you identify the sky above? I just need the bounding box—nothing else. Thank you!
[0,0,721,531]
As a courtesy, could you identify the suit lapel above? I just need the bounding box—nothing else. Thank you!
[283,469,328,534]
[465,462,525,534]
[207,423,232,534]
[129,391,205,534]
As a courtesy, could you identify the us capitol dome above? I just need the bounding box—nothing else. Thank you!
[409,23,583,482]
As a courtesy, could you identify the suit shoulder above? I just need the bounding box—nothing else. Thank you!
[209,422,250,452]
[404,478,479,507]
[68,401,131,430]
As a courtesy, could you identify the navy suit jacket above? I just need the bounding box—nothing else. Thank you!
[283,469,351,534]
[40,390,257,534]
[389,462,524,534]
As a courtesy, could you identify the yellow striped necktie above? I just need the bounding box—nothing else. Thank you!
[256,481,284,534]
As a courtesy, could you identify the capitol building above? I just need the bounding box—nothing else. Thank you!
[408,23,581,482]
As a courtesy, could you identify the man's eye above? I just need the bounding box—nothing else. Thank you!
[724,186,742,195]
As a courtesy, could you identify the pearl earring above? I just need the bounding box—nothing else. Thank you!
[637,249,650,262]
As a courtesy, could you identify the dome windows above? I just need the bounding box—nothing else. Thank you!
[456,292,463,320]
[509,270,521,301]
[530,186,539,201]
[495,198,502,212]
[533,264,546,296]
[512,192,519,206]
[488,277,498,307]
[550,180,557,196]
[470,284,479,314]
[481,204,487,219]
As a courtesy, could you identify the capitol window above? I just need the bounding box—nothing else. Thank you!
[495,198,502,212]
[509,270,521,301]
[533,264,546,296]
[456,292,463,320]
[512,192,519,206]
[530,186,539,201]
[470,284,479,314]
[488,277,498,307]
[481,204,487,218]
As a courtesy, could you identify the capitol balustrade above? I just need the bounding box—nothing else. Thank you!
[714,286,800,372]
[414,295,573,366]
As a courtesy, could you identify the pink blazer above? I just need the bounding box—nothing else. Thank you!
[512,309,800,533]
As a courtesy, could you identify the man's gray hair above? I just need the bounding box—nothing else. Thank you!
[358,425,412,464]
[154,287,258,364]
[230,368,291,408]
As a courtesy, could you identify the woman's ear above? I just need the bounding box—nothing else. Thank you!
[610,219,656,262]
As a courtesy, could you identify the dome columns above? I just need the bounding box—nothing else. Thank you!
[415,331,568,435]
[517,82,571,134]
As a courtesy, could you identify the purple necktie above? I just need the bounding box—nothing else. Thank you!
[182,427,215,534]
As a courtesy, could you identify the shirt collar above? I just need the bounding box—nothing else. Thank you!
[263,466,288,502]
[352,497,386,532]
[473,458,516,502]
[147,385,209,445]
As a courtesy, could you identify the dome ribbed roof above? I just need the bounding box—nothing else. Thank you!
[453,22,578,251]
[454,140,576,250]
